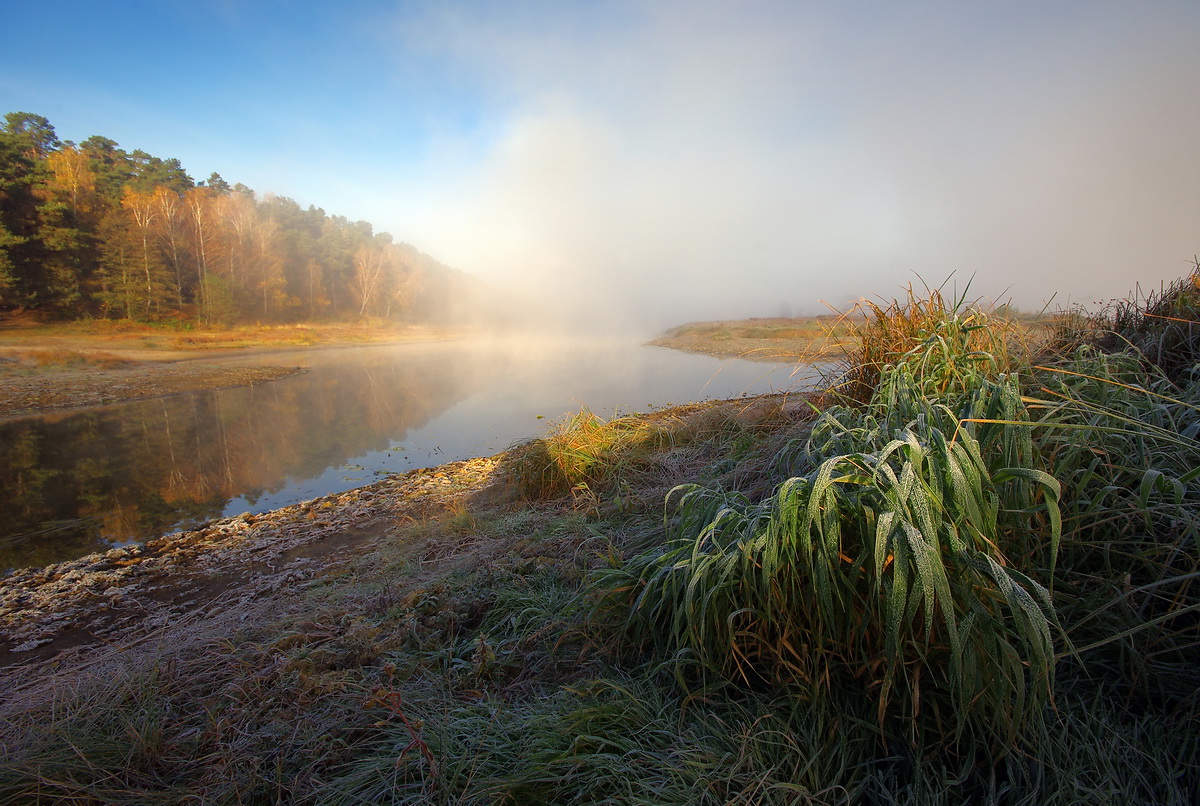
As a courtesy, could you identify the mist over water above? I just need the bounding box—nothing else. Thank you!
[0,337,816,571]
[8,3,1197,331]
[382,1,1200,328]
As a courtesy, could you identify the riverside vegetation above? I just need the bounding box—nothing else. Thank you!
[0,317,463,420]
[2,272,1199,803]
[647,315,858,361]
[0,112,482,327]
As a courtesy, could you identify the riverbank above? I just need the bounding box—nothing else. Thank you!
[646,315,855,361]
[0,392,817,802]
[648,311,1052,363]
[0,320,463,419]
[2,284,1197,803]
[0,393,801,668]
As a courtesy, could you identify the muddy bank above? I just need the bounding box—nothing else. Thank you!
[0,357,303,420]
[0,321,465,420]
[0,457,503,670]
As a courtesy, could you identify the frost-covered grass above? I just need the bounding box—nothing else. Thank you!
[3,273,1199,803]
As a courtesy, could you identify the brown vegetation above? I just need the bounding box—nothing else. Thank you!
[648,315,855,361]
[0,319,463,420]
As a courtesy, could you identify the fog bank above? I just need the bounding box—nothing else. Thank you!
[388,1,1200,329]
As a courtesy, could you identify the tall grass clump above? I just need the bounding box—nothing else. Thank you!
[598,294,1062,752]
[508,403,761,504]
[1031,319,1200,704]
[509,409,674,501]
[833,284,1028,405]
[1096,260,1200,383]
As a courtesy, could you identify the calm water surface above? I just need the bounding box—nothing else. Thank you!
[0,337,818,571]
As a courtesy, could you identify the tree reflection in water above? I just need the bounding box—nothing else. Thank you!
[0,347,468,571]
[0,339,806,572]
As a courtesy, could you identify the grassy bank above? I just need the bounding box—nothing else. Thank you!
[0,316,461,355]
[648,308,1051,364]
[0,317,466,419]
[2,276,1199,803]
[648,315,856,361]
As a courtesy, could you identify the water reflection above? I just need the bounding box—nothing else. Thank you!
[0,339,811,571]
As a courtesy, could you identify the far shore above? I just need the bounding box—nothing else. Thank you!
[646,315,857,363]
[0,320,469,420]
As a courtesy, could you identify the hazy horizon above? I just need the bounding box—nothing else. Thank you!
[4,1,1198,329]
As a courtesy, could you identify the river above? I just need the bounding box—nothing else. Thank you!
[0,337,820,571]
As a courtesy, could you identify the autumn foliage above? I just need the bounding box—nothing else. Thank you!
[0,112,475,324]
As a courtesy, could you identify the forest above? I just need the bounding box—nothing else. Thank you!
[0,112,478,325]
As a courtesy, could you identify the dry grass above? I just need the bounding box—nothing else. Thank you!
[164,322,446,351]
[34,349,135,368]
[0,316,461,355]
[0,348,137,371]
[651,306,1051,368]
[649,316,856,362]
[827,284,1047,404]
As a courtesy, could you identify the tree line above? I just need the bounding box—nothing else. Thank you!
[0,112,477,324]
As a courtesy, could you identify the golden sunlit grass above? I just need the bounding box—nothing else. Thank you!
[0,316,461,356]
[505,393,809,510]
[649,315,857,362]
[0,348,137,371]
[828,285,1039,403]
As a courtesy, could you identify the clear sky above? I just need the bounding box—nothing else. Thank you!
[3,0,1198,328]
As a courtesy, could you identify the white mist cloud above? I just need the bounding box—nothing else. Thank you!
[383,0,1200,329]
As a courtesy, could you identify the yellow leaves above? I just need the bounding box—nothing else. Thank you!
[41,146,99,219]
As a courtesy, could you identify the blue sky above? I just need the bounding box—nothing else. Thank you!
[3,1,1199,327]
